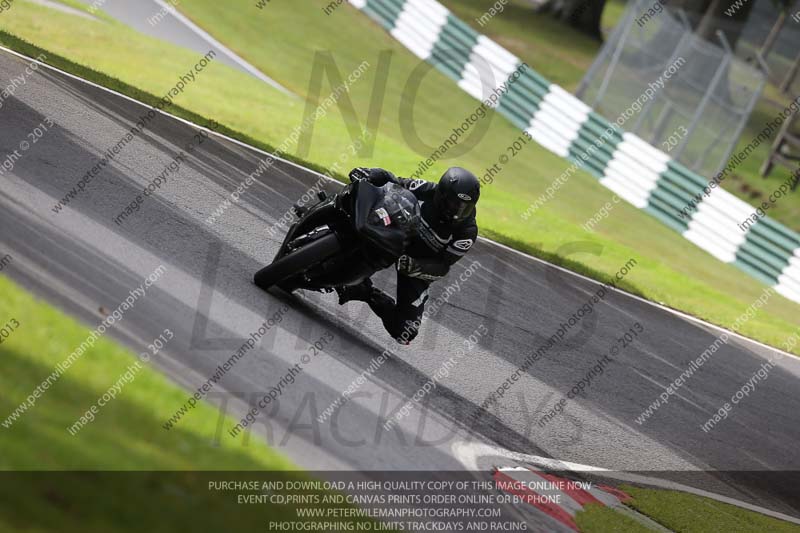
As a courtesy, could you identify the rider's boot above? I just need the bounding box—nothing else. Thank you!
[335,278,375,305]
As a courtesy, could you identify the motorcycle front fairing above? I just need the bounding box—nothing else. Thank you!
[268,181,418,291]
[351,181,414,270]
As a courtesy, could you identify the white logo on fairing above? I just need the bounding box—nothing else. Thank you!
[410,179,426,190]
[453,239,473,251]
[457,193,472,201]
[375,207,391,226]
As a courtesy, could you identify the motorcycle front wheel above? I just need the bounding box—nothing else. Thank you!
[253,233,342,291]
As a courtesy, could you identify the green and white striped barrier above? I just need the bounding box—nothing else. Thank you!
[347,0,800,305]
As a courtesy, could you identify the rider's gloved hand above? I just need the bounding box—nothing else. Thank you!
[397,255,447,281]
[397,255,435,280]
[396,255,419,277]
[349,167,371,183]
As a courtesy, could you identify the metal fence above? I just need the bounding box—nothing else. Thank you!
[577,0,766,180]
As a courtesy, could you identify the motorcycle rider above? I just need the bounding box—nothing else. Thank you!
[336,166,480,344]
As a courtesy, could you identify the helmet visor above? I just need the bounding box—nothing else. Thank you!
[443,196,475,221]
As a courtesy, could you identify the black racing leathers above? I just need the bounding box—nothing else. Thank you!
[345,168,478,344]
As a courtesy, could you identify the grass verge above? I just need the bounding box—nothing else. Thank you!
[620,485,800,533]
[0,0,798,356]
[575,503,653,532]
[0,272,314,529]
[0,275,294,470]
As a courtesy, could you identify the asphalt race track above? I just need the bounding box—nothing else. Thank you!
[1,50,799,521]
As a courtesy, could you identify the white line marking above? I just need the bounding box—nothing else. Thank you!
[150,0,295,97]
[630,368,711,414]
[1,45,796,361]
[453,441,800,525]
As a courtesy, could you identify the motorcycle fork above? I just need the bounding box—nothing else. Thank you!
[278,199,339,258]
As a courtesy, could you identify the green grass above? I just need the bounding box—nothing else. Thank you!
[575,503,653,533]
[621,485,800,533]
[0,274,294,469]
[0,272,308,530]
[439,0,622,92]
[0,0,799,357]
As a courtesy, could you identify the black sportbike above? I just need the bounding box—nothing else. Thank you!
[254,180,420,294]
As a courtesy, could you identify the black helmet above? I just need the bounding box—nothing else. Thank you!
[434,167,480,223]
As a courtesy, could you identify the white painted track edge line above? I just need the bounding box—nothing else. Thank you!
[2,45,795,360]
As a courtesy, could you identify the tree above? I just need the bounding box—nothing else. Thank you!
[694,0,756,50]
[664,0,756,49]
[759,0,798,60]
[644,0,756,102]
[537,0,608,41]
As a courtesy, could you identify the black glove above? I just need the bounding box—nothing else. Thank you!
[397,255,441,281]
[349,167,371,183]
[397,255,417,276]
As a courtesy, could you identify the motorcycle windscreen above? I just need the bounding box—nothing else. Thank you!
[352,182,408,262]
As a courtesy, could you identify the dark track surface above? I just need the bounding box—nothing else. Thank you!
[1,50,799,520]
